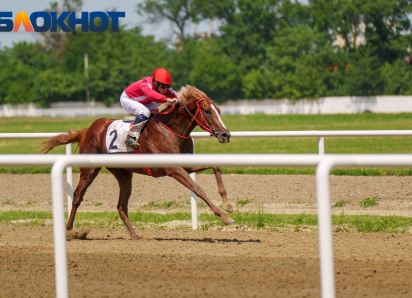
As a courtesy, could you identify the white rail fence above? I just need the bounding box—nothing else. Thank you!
[3,130,412,229]
[2,154,411,298]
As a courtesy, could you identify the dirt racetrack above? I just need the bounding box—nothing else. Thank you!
[1,227,412,298]
[1,173,412,216]
[1,173,412,297]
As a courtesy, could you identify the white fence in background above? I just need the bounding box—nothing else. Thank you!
[3,95,412,116]
[220,95,412,115]
[2,154,411,298]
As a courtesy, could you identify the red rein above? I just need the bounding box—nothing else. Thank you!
[132,97,212,177]
[154,98,213,139]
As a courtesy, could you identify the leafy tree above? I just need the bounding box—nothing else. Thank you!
[41,0,84,59]
[188,39,242,101]
[310,0,412,62]
[64,26,171,106]
[2,0,412,106]
[216,0,283,70]
[254,26,329,99]
[137,0,193,41]
[382,60,412,95]
[344,47,384,96]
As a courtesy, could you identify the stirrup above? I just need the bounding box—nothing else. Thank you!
[125,135,140,147]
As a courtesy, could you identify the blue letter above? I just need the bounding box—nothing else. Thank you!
[30,11,51,32]
[90,12,108,32]
[107,12,125,32]
[0,12,13,32]
[68,11,88,32]
[50,11,71,32]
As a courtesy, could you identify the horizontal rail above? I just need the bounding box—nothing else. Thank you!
[190,130,412,138]
[0,154,64,165]
[0,133,65,139]
[2,130,412,139]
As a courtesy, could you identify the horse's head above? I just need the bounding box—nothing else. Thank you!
[178,85,231,143]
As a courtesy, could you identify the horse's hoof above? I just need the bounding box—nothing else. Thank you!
[222,203,234,213]
[131,235,143,241]
[222,216,235,225]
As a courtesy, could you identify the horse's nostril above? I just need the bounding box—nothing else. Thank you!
[222,133,230,138]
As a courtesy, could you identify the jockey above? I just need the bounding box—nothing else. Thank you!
[120,68,178,147]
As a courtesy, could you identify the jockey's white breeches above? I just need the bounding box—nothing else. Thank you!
[120,91,159,118]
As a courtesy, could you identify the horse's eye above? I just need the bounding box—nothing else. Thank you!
[204,109,211,114]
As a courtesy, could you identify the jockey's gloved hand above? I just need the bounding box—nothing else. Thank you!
[166,98,177,103]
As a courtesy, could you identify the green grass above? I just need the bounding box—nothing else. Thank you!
[236,198,254,207]
[2,114,412,175]
[359,196,380,208]
[2,200,15,205]
[332,200,350,208]
[143,199,206,209]
[143,200,188,209]
[1,210,411,233]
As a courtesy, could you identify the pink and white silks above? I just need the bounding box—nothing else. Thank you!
[120,76,177,118]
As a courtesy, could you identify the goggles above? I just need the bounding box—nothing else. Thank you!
[157,83,170,89]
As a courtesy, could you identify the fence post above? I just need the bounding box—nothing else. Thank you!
[318,137,325,155]
[66,144,73,221]
[316,158,336,298]
[190,138,198,230]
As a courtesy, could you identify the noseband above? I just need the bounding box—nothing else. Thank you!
[154,98,214,139]
[178,98,214,135]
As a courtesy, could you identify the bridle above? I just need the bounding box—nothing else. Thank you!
[154,97,214,139]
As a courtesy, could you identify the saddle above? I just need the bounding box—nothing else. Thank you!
[105,102,173,153]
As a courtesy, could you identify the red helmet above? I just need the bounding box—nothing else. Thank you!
[152,68,172,85]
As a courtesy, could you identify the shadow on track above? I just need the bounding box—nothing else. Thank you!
[154,237,262,244]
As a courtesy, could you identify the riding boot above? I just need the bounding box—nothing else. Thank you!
[125,114,149,147]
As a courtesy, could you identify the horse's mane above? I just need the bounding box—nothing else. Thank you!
[177,85,207,104]
[156,85,208,114]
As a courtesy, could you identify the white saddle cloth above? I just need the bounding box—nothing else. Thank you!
[105,120,135,153]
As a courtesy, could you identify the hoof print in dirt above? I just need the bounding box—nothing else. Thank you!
[66,229,90,241]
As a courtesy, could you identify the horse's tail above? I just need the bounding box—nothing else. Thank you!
[39,128,87,154]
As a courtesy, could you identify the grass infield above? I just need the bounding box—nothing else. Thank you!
[1,210,411,234]
[1,114,412,175]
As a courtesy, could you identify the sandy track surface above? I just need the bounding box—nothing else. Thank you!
[0,227,411,298]
[1,174,412,297]
[1,173,412,216]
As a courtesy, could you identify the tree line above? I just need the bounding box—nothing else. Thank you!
[1,0,412,107]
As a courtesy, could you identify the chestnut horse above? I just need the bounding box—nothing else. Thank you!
[40,85,234,240]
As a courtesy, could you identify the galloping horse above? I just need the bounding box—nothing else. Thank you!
[40,85,234,240]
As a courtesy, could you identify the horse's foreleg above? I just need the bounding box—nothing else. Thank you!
[167,167,234,225]
[107,168,142,240]
[185,166,233,213]
[67,167,101,230]
[211,167,233,212]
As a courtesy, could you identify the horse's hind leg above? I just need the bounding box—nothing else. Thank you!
[107,168,142,240]
[67,167,101,230]
[186,166,233,212]
[167,167,234,225]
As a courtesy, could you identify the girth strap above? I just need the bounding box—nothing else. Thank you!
[130,121,156,177]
